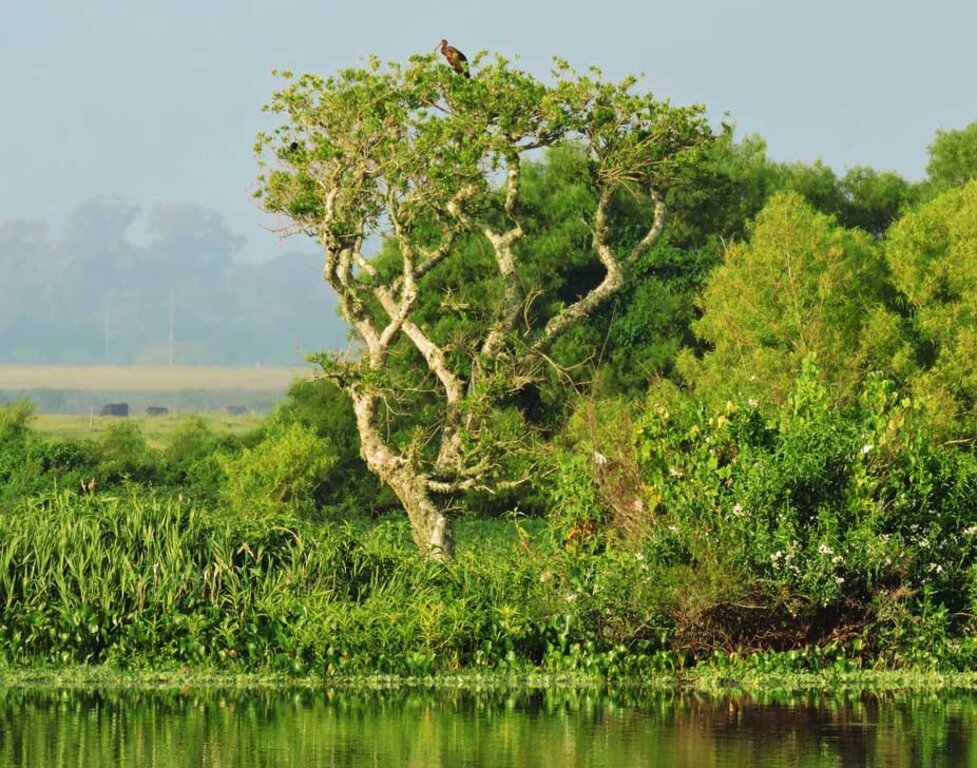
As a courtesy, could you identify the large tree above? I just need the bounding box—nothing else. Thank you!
[885,181,977,437]
[680,192,899,410]
[255,53,710,558]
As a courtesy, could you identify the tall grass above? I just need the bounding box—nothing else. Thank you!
[0,493,584,674]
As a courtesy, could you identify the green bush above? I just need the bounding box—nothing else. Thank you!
[217,420,338,518]
[0,399,35,442]
[0,401,37,493]
[97,421,158,486]
[630,359,977,660]
[160,416,232,504]
[278,378,390,514]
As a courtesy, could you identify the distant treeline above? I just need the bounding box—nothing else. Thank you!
[0,201,347,365]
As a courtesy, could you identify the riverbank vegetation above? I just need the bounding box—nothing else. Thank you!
[2,352,977,676]
[3,51,977,679]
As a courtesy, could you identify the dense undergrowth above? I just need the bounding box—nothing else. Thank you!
[1,357,976,678]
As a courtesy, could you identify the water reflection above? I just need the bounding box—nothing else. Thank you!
[0,686,974,767]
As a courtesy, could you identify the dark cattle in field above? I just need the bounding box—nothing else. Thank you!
[146,406,169,416]
[221,405,247,416]
[100,402,129,417]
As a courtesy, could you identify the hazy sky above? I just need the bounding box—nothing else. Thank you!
[3,0,975,263]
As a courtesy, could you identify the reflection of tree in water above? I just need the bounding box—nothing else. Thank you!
[0,687,975,767]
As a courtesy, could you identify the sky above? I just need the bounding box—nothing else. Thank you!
[2,0,976,264]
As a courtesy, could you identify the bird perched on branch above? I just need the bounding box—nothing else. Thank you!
[436,39,470,78]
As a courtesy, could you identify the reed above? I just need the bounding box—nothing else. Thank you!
[0,493,555,674]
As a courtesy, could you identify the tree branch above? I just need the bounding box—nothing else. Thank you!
[449,158,527,359]
[530,183,666,356]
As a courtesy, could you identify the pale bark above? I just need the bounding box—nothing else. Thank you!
[531,186,665,356]
[351,389,453,560]
[316,182,666,560]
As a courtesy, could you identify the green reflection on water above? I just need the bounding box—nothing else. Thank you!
[0,687,975,767]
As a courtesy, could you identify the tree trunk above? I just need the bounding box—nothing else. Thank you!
[352,390,454,561]
[385,467,454,561]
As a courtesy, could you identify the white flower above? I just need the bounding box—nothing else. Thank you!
[732,503,745,517]
[592,450,609,466]
[928,563,944,574]
[964,526,977,536]
[748,398,758,408]
[835,576,845,585]
[832,555,844,566]
[818,543,834,556]
[861,444,873,454]
[668,467,683,478]
[635,552,645,562]
[565,592,578,603]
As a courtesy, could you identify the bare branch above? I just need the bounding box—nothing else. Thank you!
[531,183,666,356]
[625,187,666,265]
[448,156,527,358]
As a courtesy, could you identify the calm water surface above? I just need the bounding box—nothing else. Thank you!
[0,686,975,767]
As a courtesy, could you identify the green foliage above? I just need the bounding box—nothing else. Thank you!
[927,120,977,189]
[162,415,214,464]
[0,400,38,494]
[630,361,977,660]
[884,181,977,437]
[158,416,233,504]
[835,166,920,236]
[0,494,663,674]
[673,132,918,245]
[217,420,337,518]
[0,399,35,442]
[97,421,158,485]
[4,59,976,675]
[681,192,899,411]
[0,439,98,508]
[546,451,605,547]
[278,377,389,512]
[255,52,713,555]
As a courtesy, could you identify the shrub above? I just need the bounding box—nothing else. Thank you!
[218,420,337,518]
[0,399,35,442]
[97,421,158,486]
[278,378,390,514]
[160,416,228,504]
[631,359,977,659]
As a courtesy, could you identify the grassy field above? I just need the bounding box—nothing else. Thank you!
[0,365,313,392]
[34,412,265,449]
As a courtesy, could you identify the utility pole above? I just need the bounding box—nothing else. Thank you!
[169,288,175,366]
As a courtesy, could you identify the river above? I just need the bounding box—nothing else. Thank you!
[0,686,973,766]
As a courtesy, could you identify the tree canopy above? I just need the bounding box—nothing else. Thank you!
[255,52,712,557]
[927,120,977,189]
[678,192,896,410]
